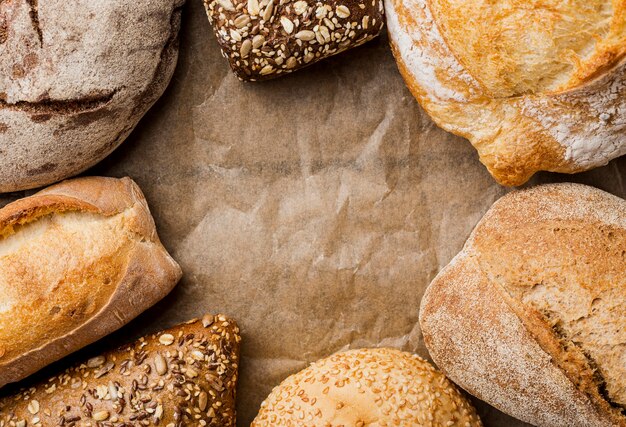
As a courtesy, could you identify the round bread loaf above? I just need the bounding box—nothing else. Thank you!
[420,183,626,426]
[385,0,626,186]
[0,0,184,192]
[252,348,482,426]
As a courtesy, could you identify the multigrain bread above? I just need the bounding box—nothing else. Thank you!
[0,0,184,192]
[0,176,182,388]
[420,183,626,426]
[203,0,384,81]
[0,314,241,427]
[252,348,482,426]
[385,0,626,186]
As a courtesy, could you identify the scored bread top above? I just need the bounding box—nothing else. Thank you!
[471,184,626,407]
[420,183,626,427]
[0,176,182,387]
[0,0,184,192]
[252,347,482,426]
[0,314,241,427]
[0,0,183,103]
[385,0,626,185]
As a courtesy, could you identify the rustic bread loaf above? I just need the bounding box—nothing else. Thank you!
[0,176,182,388]
[0,314,241,427]
[203,0,384,81]
[385,0,626,186]
[252,348,482,426]
[420,183,626,426]
[0,0,184,192]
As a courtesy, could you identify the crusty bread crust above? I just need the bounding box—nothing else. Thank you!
[385,0,626,186]
[0,314,240,426]
[420,183,626,427]
[0,176,182,388]
[0,0,184,192]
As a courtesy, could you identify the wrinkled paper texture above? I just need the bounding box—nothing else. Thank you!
[3,1,626,425]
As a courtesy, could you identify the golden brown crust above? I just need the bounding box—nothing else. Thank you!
[420,183,626,426]
[0,177,182,388]
[252,348,482,427]
[385,0,626,185]
[389,39,571,186]
[0,314,241,427]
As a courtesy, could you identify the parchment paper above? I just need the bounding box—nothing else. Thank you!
[3,0,626,425]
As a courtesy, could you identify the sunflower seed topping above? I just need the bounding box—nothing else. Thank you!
[234,14,251,28]
[27,400,39,415]
[280,16,294,34]
[247,0,260,15]
[0,316,241,427]
[295,30,315,41]
[204,0,384,80]
[262,1,274,21]
[336,4,350,18]
[159,333,175,346]
[92,411,110,421]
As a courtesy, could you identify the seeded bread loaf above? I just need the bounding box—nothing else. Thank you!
[0,176,182,388]
[252,348,482,426]
[385,0,626,185]
[203,0,384,81]
[420,183,626,426]
[0,314,241,427]
[0,0,183,192]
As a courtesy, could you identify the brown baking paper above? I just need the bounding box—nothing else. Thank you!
[3,1,626,425]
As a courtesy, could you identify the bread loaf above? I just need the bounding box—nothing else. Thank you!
[252,348,482,426]
[420,183,626,426]
[203,0,384,81]
[0,314,241,427]
[0,176,182,388]
[385,0,626,186]
[0,0,183,192]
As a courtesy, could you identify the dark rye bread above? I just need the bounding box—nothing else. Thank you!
[420,183,626,427]
[203,0,384,81]
[0,315,241,427]
[0,0,184,192]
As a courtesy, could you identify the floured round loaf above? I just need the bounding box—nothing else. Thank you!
[0,176,182,387]
[385,0,626,186]
[420,183,626,426]
[0,0,184,192]
[252,348,482,426]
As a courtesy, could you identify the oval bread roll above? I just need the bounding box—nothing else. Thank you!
[420,183,626,426]
[385,0,626,186]
[203,0,385,81]
[252,348,482,426]
[0,176,182,388]
[0,314,241,427]
[0,0,183,192]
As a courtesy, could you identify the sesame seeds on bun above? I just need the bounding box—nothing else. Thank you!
[252,347,482,426]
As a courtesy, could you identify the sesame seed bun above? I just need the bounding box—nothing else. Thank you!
[252,348,482,426]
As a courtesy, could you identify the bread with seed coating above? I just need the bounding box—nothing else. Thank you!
[203,0,385,81]
[420,183,626,426]
[252,347,482,426]
[0,176,182,388]
[0,314,240,426]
